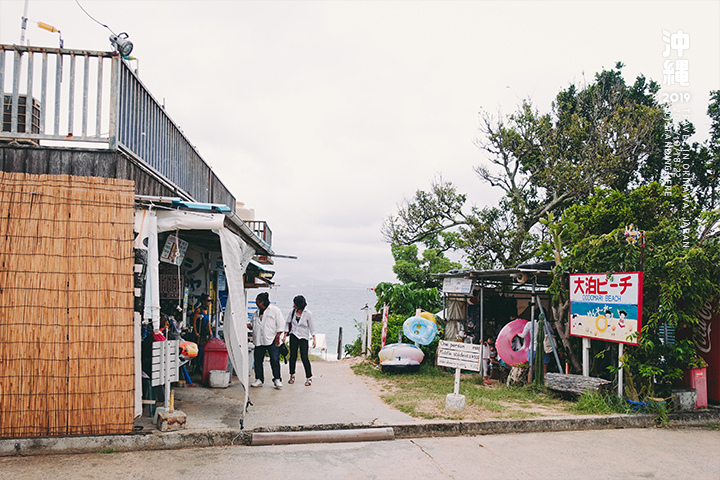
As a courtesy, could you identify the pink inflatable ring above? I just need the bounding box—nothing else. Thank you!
[496,318,529,366]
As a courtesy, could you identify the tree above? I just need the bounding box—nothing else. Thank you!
[390,243,462,288]
[553,183,720,394]
[384,64,667,270]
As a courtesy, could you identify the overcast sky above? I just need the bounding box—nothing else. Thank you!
[1,1,718,288]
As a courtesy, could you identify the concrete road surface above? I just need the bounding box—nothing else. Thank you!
[2,427,718,480]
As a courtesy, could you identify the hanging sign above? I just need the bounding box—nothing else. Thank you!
[160,234,189,265]
[442,277,473,294]
[569,272,643,345]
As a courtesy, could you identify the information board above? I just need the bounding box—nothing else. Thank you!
[436,340,481,372]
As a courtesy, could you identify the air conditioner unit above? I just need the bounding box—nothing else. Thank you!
[2,94,40,134]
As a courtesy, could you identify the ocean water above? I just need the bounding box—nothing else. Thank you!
[264,285,377,359]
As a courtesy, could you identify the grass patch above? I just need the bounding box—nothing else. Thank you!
[98,448,117,454]
[351,360,573,421]
[571,391,633,415]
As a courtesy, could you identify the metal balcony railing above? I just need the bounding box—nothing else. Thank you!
[245,221,273,249]
[0,44,235,211]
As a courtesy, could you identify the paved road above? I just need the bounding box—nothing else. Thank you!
[2,427,718,480]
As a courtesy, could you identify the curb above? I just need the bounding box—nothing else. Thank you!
[1,410,718,457]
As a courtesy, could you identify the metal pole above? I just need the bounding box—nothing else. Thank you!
[20,0,30,45]
[583,338,591,376]
[454,367,461,395]
[536,299,562,373]
[618,343,624,397]
[479,283,484,345]
[479,283,485,378]
[361,305,367,356]
[528,281,536,382]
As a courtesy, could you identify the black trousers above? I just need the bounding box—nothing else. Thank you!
[289,334,312,378]
[253,343,281,383]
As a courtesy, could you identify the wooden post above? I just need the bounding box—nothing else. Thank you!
[454,367,461,395]
[337,326,343,360]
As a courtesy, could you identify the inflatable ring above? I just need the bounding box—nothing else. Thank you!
[179,340,198,358]
[496,318,529,366]
[403,316,438,345]
[419,311,438,325]
[379,343,424,365]
[596,314,608,332]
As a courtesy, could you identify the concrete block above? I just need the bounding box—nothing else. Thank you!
[672,388,697,412]
[209,370,230,388]
[445,393,465,412]
[156,409,187,432]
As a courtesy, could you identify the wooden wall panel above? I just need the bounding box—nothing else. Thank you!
[0,172,135,438]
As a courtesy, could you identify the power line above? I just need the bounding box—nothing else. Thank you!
[74,0,116,35]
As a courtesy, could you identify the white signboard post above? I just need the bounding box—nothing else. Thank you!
[152,340,179,409]
[437,340,481,411]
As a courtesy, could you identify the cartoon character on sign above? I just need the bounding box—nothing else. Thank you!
[618,310,627,329]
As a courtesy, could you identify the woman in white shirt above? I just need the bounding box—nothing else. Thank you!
[284,295,316,386]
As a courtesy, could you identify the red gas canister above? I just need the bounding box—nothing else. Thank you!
[694,300,720,403]
[202,338,229,386]
[685,367,708,408]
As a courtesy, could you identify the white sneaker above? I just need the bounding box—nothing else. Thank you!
[273,379,282,389]
[250,379,263,388]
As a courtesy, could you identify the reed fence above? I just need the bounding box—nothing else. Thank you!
[0,171,135,438]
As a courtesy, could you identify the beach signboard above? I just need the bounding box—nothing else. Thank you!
[569,272,643,345]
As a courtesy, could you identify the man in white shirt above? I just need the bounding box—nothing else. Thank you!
[249,292,285,389]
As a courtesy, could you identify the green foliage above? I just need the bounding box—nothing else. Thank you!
[572,391,633,415]
[344,319,364,357]
[391,243,461,288]
[373,282,442,318]
[563,183,720,397]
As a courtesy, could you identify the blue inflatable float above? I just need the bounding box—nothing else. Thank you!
[403,315,438,345]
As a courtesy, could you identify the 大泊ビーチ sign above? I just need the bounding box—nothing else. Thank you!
[569,272,643,345]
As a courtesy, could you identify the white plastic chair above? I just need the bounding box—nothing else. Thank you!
[315,333,328,360]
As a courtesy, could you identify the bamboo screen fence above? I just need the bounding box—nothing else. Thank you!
[0,172,135,438]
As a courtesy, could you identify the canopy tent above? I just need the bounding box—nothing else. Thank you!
[134,198,273,425]
[435,263,562,379]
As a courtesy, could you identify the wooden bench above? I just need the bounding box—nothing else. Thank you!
[544,373,611,396]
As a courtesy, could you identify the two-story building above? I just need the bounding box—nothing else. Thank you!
[0,44,271,437]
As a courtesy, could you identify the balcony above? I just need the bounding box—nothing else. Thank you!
[0,44,235,210]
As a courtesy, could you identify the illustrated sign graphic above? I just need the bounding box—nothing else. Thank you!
[442,277,473,294]
[569,272,643,345]
[160,234,189,265]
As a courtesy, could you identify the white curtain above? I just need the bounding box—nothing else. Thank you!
[133,209,160,417]
[217,228,255,425]
[156,210,225,233]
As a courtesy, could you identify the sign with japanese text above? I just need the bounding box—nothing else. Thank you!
[569,272,643,345]
[436,340,481,372]
[442,277,473,294]
[160,234,189,265]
